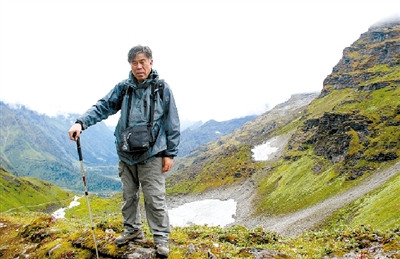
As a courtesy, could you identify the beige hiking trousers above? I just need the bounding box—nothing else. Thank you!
[118,158,170,244]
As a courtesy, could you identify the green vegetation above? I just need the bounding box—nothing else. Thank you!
[254,84,400,215]
[168,84,400,217]
[1,165,399,258]
[167,145,260,195]
[0,102,120,194]
[1,208,399,258]
[255,154,352,215]
[0,168,73,213]
[306,88,355,118]
[65,193,122,220]
[321,170,400,231]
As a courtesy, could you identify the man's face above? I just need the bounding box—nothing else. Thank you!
[130,53,153,83]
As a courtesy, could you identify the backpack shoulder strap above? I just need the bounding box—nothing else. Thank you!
[123,85,133,128]
[148,80,166,144]
[154,80,165,100]
[149,81,164,122]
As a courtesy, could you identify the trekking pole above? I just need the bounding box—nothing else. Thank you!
[75,136,99,259]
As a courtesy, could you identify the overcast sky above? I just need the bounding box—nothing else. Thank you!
[1,0,399,125]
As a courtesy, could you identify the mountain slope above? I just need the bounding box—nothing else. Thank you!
[253,20,399,216]
[167,92,319,194]
[0,103,121,193]
[167,19,400,233]
[0,167,73,213]
[321,162,400,231]
[247,161,400,236]
[178,115,257,157]
[0,101,257,194]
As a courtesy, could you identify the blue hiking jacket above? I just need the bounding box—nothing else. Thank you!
[76,69,180,165]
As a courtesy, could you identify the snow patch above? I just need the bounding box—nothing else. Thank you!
[169,199,237,227]
[251,137,280,161]
[52,196,81,219]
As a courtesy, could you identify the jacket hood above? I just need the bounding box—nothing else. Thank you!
[127,69,159,88]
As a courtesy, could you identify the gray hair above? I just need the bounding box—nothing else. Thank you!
[127,45,153,63]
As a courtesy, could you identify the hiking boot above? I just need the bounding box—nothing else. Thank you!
[115,229,144,245]
[155,243,169,258]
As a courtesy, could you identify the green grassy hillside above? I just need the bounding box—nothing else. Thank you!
[0,165,398,258]
[321,167,400,231]
[0,103,121,194]
[0,168,73,213]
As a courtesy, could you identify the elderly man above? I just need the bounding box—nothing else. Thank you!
[68,45,180,257]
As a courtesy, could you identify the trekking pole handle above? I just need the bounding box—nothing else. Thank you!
[73,132,83,162]
[76,137,83,162]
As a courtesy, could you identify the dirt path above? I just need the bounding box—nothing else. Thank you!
[168,161,400,237]
[1,197,75,214]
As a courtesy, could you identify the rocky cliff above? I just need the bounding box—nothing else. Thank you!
[292,18,400,180]
[322,18,400,94]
